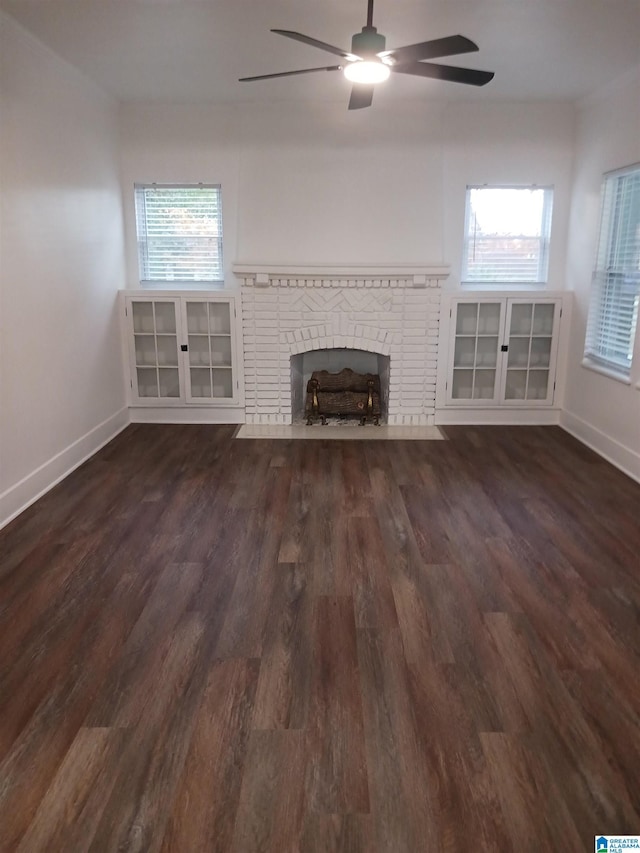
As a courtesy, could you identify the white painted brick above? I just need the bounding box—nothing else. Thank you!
[252,345,279,355]
[240,273,442,423]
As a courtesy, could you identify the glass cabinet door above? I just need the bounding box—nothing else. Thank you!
[130,300,180,399]
[448,301,502,403]
[502,300,559,404]
[184,301,235,401]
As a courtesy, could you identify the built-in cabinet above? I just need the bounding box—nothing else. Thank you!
[124,294,240,406]
[446,297,562,406]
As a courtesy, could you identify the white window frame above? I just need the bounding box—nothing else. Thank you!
[584,163,640,380]
[134,183,224,285]
[462,185,554,287]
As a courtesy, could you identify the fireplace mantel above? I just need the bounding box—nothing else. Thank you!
[233,263,450,288]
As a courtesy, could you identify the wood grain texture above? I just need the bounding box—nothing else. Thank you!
[0,423,638,851]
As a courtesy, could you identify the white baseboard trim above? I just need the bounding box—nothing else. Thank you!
[435,408,561,426]
[129,407,246,424]
[0,406,130,531]
[559,410,640,484]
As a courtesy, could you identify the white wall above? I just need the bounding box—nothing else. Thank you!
[562,67,640,481]
[119,99,576,290]
[0,13,128,528]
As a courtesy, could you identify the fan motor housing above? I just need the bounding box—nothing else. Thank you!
[351,26,386,58]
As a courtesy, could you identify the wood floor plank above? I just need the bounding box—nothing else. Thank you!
[252,563,312,730]
[230,730,307,853]
[305,596,369,815]
[86,613,206,853]
[215,467,293,658]
[405,656,511,852]
[301,814,375,853]
[347,515,396,631]
[0,424,638,850]
[481,732,583,849]
[84,561,203,727]
[485,611,640,832]
[160,658,260,853]
[15,727,126,853]
[356,625,438,852]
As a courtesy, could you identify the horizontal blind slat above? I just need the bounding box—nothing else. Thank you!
[584,164,639,374]
[135,184,224,281]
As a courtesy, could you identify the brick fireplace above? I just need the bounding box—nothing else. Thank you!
[235,265,448,426]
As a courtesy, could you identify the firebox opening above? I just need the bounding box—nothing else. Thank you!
[291,349,390,424]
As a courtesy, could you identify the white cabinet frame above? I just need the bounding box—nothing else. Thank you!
[123,292,242,407]
[444,295,563,408]
[181,299,238,404]
[502,298,561,406]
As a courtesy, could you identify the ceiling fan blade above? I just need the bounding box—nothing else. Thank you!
[392,61,494,86]
[272,29,359,61]
[239,65,342,82]
[348,84,374,110]
[380,35,478,64]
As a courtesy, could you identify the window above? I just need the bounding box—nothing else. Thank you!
[462,186,553,285]
[134,184,223,283]
[584,164,640,377]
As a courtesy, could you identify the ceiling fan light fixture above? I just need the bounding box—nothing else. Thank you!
[240,1,494,109]
[343,60,390,84]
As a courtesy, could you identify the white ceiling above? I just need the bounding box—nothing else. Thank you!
[1,0,639,105]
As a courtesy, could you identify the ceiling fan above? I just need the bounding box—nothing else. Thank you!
[239,0,494,110]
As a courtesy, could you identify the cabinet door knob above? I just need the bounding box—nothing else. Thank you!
[181,344,188,352]
[501,344,509,352]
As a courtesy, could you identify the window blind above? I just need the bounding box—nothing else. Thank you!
[135,184,223,282]
[585,165,640,375]
[462,186,553,284]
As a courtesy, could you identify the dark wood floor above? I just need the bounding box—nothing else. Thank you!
[0,424,638,852]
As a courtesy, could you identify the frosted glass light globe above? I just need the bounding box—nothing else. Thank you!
[343,60,390,85]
